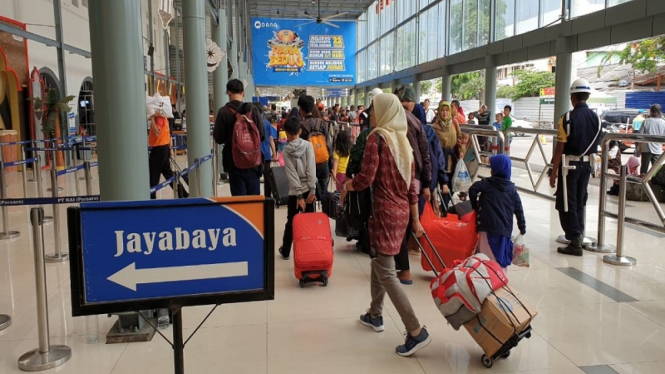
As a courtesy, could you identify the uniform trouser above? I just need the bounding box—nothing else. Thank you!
[555,161,591,240]
[316,163,330,200]
[149,145,181,199]
[370,253,420,333]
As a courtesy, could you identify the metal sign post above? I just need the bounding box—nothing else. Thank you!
[67,197,275,374]
[18,208,72,370]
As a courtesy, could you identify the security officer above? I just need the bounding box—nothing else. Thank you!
[550,78,601,256]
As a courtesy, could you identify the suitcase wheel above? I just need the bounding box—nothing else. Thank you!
[299,279,305,288]
[481,354,493,368]
[322,276,328,287]
[501,351,510,359]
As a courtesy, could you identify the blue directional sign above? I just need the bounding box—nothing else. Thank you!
[68,197,275,316]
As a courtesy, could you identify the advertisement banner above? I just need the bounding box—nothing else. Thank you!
[251,17,356,86]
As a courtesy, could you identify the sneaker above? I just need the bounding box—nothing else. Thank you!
[359,312,384,332]
[396,327,431,357]
[278,246,290,260]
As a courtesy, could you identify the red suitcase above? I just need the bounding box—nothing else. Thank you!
[293,212,334,287]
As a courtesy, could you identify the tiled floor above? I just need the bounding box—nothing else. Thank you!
[1,148,665,374]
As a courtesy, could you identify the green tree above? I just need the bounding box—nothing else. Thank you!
[451,71,484,100]
[496,85,515,98]
[434,77,443,93]
[507,70,555,100]
[598,37,665,89]
[420,80,433,94]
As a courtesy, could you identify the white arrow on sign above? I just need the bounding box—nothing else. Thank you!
[107,262,249,291]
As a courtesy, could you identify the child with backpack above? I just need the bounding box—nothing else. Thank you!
[333,131,351,191]
[278,117,318,260]
[468,155,526,272]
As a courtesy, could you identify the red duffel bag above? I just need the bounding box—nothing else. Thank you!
[420,203,478,273]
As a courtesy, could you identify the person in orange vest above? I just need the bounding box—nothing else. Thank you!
[149,109,188,199]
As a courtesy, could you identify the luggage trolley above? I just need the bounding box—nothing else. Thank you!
[412,231,533,369]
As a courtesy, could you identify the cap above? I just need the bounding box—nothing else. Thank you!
[395,85,416,102]
[638,109,644,114]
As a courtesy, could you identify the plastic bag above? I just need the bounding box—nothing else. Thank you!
[512,234,530,267]
[452,159,472,192]
[146,93,174,119]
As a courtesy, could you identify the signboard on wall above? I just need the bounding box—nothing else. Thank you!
[251,17,356,86]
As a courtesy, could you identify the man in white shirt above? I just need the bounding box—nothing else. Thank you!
[638,104,665,174]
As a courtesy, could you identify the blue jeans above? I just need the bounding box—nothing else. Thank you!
[229,168,261,196]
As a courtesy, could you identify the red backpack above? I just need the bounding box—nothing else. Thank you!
[229,108,262,169]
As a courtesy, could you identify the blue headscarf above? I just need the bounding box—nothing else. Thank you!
[490,154,511,179]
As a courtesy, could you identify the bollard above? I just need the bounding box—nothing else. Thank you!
[46,150,63,193]
[173,172,180,199]
[211,151,217,197]
[18,208,72,371]
[194,158,202,197]
[84,161,93,196]
[34,156,53,224]
[21,158,28,199]
[0,151,20,240]
[70,147,80,196]
[604,165,637,266]
[44,166,68,263]
[28,140,37,182]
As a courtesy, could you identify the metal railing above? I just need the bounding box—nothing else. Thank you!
[505,127,559,201]
[588,132,665,262]
[458,125,505,182]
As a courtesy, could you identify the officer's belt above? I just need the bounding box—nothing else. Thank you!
[564,154,592,163]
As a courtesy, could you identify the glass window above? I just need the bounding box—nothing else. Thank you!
[571,0,605,18]
[380,1,395,36]
[419,12,429,65]
[401,20,417,70]
[380,33,394,75]
[358,12,368,49]
[541,0,562,27]
[515,0,538,34]
[450,0,463,54]
[368,1,379,43]
[438,3,446,57]
[421,0,433,10]
[357,51,366,83]
[479,0,491,45]
[368,43,378,80]
[463,0,478,50]
[608,0,633,6]
[398,0,417,24]
[495,0,515,41]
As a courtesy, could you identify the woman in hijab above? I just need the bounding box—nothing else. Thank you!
[469,155,526,272]
[433,101,462,195]
[340,94,431,357]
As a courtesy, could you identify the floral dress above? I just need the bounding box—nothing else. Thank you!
[351,134,418,256]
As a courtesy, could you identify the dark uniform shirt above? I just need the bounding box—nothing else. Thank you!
[556,103,601,156]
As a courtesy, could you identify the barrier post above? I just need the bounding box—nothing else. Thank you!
[18,208,72,371]
[45,162,68,263]
[0,150,19,240]
[35,156,53,223]
[194,158,201,197]
[171,171,179,199]
[211,150,217,197]
[46,150,63,193]
[603,165,637,266]
[84,161,93,195]
[28,140,37,182]
[71,146,80,196]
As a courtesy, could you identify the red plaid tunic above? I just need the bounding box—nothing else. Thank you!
[352,134,418,256]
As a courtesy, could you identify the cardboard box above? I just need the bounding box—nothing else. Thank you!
[463,285,537,357]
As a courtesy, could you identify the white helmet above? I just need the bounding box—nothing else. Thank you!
[570,78,592,94]
[369,88,383,98]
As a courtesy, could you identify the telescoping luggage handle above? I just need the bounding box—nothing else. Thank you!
[411,231,447,277]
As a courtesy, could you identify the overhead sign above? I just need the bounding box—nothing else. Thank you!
[68,197,275,316]
[251,17,356,87]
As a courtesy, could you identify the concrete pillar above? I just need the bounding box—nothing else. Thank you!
[441,74,452,101]
[212,5,229,111]
[554,37,573,126]
[354,89,359,107]
[364,87,370,107]
[485,59,497,118]
[414,78,421,103]
[228,1,239,79]
[182,0,213,197]
[88,0,149,201]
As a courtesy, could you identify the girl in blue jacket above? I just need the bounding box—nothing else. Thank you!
[469,155,526,272]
